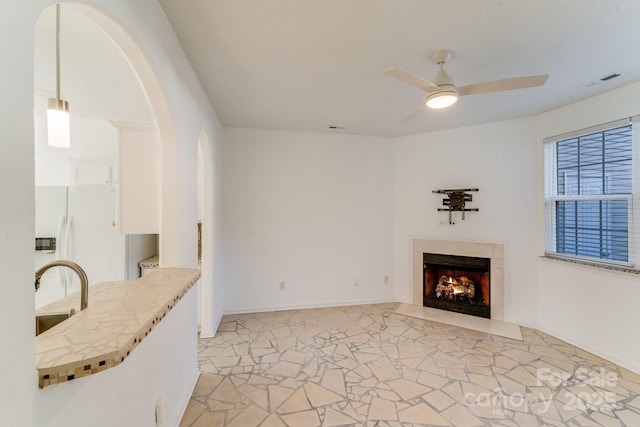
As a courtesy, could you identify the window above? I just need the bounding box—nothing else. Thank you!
[544,118,638,267]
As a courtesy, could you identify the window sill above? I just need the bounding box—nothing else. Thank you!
[541,254,640,275]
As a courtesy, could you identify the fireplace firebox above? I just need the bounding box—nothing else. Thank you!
[423,253,490,318]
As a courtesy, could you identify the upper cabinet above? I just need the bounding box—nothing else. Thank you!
[70,158,114,186]
[112,122,160,234]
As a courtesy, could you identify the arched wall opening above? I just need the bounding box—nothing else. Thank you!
[33,4,160,307]
[29,2,204,426]
[70,3,198,269]
[37,2,202,269]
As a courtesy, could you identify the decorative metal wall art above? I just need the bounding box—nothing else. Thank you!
[433,188,478,224]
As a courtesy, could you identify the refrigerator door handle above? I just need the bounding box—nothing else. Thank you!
[65,215,72,258]
[63,216,73,295]
[56,216,67,289]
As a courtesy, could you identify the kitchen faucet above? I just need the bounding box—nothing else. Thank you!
[35,260,88,311]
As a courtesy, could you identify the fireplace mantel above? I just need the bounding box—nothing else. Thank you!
[413,239,505,321]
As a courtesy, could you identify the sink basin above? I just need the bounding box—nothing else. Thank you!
[36,312,70,336]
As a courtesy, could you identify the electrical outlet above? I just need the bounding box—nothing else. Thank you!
[353,278,359,287]
[279,281,286,290]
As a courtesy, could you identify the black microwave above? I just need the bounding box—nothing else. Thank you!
[35,237,56,252]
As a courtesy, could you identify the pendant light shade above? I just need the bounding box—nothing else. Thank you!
[47,4,70,148]
[47,98,70,148]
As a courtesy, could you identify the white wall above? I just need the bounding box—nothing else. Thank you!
[536,81,640,373]
[1,5,41,425]
[393,117,540,326]
[0,2,223,426]
[223,128,395,312]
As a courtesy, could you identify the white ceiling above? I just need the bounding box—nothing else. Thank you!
[158,0,640,137]
[33,2,640,137]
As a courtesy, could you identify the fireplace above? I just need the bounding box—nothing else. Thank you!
[413,239,504,320]
[423,253,490,318]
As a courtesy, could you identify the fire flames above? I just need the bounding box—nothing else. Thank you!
[435,275,475,300]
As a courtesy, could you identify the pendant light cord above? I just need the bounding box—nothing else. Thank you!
[55,3,61,101]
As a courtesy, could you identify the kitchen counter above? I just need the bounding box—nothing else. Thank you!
[138,255,201,269]
[138,255,159,269]
[35,268,200,388]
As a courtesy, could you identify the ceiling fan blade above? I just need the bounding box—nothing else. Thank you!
[457,74,548,96]
[400,106,427,123]
[384,67,441,92]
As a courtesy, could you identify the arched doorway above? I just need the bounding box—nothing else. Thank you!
[33,4,158,306]
[34,2,201,279]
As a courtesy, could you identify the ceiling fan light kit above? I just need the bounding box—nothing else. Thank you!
[426,85,458,109]
[384,49,548,118]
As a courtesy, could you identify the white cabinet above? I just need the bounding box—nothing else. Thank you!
[70,158,114,186]
[112,122,160,234]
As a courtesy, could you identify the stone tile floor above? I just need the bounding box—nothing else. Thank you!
[179,303,640,426]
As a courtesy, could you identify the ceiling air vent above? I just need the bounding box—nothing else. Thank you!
[581,71,626,88]
[600,73,621,81]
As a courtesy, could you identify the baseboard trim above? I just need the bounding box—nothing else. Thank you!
[224,298,396,315]
[173,368,200,427]
[536,326,640,376]
[199,311,223,338]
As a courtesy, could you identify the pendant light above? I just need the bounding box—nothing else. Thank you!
[47,4,70,148]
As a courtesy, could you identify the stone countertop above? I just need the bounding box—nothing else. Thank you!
[139,255,159,268]
[139,255,201,269]
[35,268,200,388]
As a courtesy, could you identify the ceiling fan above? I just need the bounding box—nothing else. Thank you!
[384,49,548,117]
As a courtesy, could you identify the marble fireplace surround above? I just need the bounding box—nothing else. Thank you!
[413,239,505,321]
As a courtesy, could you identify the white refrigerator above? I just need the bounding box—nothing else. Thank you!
[35,186,152,309]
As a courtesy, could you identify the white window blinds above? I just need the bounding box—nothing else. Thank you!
[544,117,640,268]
